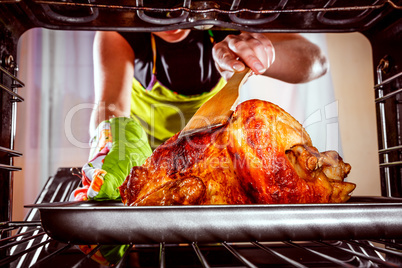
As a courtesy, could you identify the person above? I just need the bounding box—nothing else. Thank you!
[71,28,328,202]
[71,28,328,266]
[91,29,327,146]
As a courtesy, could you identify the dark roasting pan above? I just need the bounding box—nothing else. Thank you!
[28,196,402,245]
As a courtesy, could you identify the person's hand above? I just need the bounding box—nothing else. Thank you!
[71,117,152,201]
[212,32,275,80]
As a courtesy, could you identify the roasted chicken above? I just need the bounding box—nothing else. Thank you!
[119,99,355,206]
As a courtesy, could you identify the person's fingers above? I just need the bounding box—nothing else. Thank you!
[249,33,275,70]
[226,33,275,74]
[213,33,276,80]
[227,34,264,74]
[213,40,245,72]
[213,39,246,80]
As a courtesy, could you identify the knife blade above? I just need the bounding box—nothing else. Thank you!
[178,67,252,139]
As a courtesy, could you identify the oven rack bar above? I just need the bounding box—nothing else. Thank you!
[251,241,307,268]
[374,71,402,104]
[192,242,210,268]
[0,65,24,102]
[0,66,24,88]
[374,71,402,89]
[222,242,258,268]
[375,87,402,103]
[380,161,402,168]
[0,146,22,157]
[0,163,21,171]
[0,145,22,172]
[2,223,402,268]
[0,82,24,102]
[375,61,402,197]
[379,145,402,155]
[284,241,353,268]
[159,242,166,268]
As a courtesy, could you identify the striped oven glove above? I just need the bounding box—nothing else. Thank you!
[71,117,152,201]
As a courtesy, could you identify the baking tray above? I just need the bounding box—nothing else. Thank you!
[28,196,402,245]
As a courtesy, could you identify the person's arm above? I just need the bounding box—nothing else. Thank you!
[72,31,152,202]
[212,32,328,84]
[91,31,135,137]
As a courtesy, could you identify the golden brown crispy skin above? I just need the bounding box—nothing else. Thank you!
[119,100,355,206]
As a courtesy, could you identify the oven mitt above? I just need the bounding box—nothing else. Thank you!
[78,244,130,266]
[71,117,152,201]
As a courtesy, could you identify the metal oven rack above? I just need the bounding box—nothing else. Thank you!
[0,56,25,266]
[375,62,402,197]
[0,60,24,224]
[1,168,402,268]
[1,0,402,33]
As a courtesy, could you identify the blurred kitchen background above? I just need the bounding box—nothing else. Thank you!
[12,30,380,221]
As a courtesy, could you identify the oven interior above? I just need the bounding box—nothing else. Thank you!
[1,0,402,267]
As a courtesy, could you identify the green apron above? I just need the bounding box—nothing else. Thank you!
[130,33,226,149]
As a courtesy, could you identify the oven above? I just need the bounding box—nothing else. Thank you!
[1,0,402,267]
